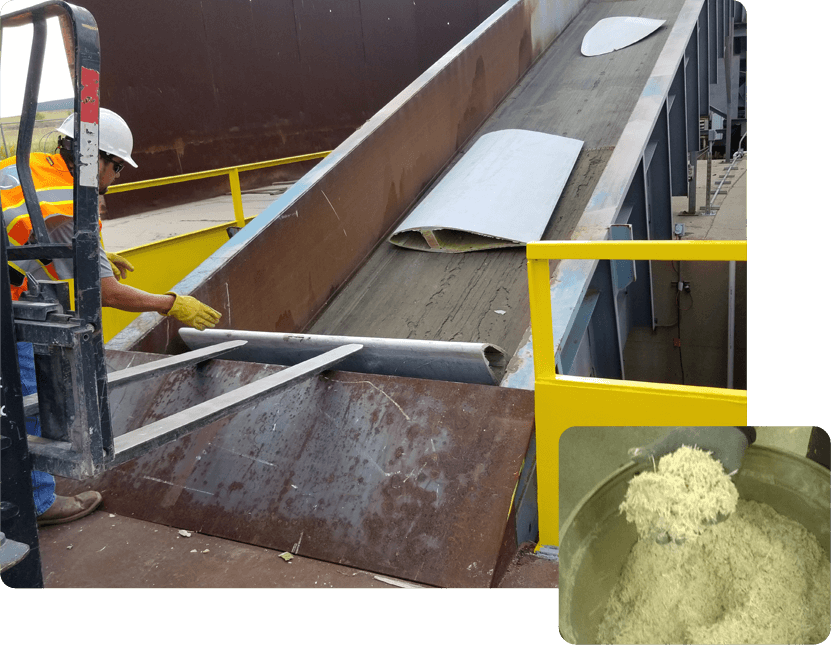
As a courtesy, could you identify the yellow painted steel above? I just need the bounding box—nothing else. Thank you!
[101,218,253,342]
[97,151,329,340]
[527,240,748,548]
[228,168,245,228]
[107,151,331,194]
[526,239,747,261]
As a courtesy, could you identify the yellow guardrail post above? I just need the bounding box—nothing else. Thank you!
[107,150,332,227]
[228,168,245,228]
[527,240,748,548]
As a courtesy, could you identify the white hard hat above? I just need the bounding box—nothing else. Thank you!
[57,107,137,168]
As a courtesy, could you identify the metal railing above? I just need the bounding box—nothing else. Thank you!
[527,239,748,547]
[98,150,331,341]
[107,150,332,227]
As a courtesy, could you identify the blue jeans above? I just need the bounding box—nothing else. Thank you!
[17,342,56,515]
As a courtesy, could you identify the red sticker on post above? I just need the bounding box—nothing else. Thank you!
[79,67,99,124]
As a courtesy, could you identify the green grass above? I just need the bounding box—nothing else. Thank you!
[0,109,71,160]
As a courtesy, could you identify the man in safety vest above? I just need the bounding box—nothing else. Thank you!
[2,108,221,526]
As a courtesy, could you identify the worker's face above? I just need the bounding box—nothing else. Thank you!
[98,153,124,195]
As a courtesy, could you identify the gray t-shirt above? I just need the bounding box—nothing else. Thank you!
[9,215,113,283]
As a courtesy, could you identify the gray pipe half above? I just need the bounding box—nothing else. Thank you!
[179,328,507,386]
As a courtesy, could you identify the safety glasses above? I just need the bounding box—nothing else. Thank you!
[100,152,125,174]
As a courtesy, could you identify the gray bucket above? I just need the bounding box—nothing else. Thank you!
[559,445,831,643]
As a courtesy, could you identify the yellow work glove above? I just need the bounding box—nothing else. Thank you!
[106,251,135,281]
[164,292,221,331]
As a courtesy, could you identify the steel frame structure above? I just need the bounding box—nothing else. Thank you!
[503,0,747,389]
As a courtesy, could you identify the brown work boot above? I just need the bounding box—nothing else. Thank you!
[37,491,103,526]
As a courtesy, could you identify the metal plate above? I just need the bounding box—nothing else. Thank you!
[390,130,583,252]
[59,349,535,588]
[581,17,665,57]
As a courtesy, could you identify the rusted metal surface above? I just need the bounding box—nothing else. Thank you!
[73,0,504,218]
[59,349,535,587]
[39,511,419,588]
[39,511,553,588]
[108,0,589,354]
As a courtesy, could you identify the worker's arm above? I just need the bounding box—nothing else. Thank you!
[100,276,174,313]
[100,277,221,330]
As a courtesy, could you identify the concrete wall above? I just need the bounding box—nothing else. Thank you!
[623,259,747,389]
[74,0,506,217]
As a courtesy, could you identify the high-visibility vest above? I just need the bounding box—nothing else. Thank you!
[1,153,101,300]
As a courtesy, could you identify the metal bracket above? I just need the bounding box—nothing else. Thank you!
[24,339,362,474]
[24,340,250,477]
[22,340,248,417]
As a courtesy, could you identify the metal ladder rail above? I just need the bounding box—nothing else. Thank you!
[111,343,363,467]
[26,342,364,473]
[4,1,112,476]
[21,340,249,417]
[0,3,102,587]
[1,231,43,587]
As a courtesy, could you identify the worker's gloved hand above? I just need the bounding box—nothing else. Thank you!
[164,292,221,331]
[628,427,750,476]
[106,252,135,281]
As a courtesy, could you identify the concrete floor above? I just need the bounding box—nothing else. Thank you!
[673,156,748,241]
[101,185,290,252]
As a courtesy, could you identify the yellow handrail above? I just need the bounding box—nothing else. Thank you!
[527,240,748,547]
[99,150,330,341]
[107,150,332,227]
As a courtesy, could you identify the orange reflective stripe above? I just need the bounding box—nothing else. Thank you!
[10,277,27,301]
[37,260,61,281]
[3,153,79,286]
[5,214,33,246]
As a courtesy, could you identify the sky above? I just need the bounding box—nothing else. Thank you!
[1,0,74,117]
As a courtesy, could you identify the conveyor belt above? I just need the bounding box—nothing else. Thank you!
[308,0,686,358]
[89,0,713,584]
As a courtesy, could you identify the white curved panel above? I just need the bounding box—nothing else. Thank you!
[581,17,665,57]
[390,129,583,253]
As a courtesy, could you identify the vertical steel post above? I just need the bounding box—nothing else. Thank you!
[688,150,697,213]
[229,168,246,228]
[15,16,50,244]
[727,260,735,389]
[0,232,44,588]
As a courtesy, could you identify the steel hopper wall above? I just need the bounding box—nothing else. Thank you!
[109,0,589,354]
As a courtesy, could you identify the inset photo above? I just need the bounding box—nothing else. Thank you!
[559,426,830,644]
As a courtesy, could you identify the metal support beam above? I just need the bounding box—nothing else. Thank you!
[110,343,363,467]
[22,340,249,416]
[503,0,712,392]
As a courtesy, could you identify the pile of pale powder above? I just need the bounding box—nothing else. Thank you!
[597,446,830,644]
[598,500,831,644]
[620,445,739,543]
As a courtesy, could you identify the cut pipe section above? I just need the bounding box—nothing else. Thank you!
[180,328,508,385]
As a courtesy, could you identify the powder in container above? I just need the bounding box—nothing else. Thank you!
[620,445,739,543]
